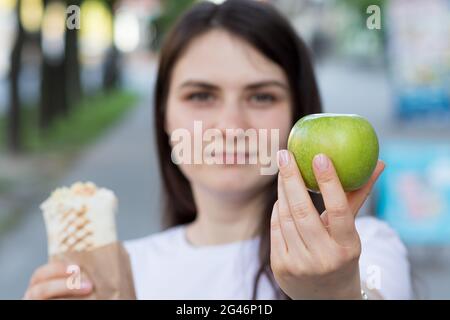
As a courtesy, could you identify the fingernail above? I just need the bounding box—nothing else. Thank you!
[277,150,289,168]
[314,154,329,172]
[80,281,92,290]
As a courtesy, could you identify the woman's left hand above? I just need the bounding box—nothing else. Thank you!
[270,150,385,299]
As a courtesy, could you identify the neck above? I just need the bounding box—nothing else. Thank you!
[186,184,267,246]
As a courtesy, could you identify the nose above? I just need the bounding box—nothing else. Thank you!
[215,98,248,133]
[214,100,252,155]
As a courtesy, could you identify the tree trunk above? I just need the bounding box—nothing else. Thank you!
[65,0,82,107]
[103,46,120,91]
[103,0,120,91]
[8,0,25,153]
[40,58,67,127]
[39,0,68,129]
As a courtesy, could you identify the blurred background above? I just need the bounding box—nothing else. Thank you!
[0,0,449,299]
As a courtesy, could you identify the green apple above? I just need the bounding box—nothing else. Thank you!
[287,113,379,192]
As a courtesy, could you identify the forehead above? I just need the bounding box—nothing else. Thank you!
[171,29,288,87]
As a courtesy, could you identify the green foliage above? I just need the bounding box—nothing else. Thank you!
[0,177,12,194]
[0,116,5,150]
[0,90,138,153]
[0,207,21,237]
[153,0,197,48]
[336,0,386,13]
[336,0,386,23]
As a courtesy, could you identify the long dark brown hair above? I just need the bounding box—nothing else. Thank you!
[154,0,324,299]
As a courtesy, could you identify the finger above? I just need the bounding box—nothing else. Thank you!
[277,150,328,248]
[320,210,329,229]
[277,176,307,253]
[312,153,356,246]
[270,201,287,258]
[24,278,93,300]
[348,160,386,216]
[30,262,68,286]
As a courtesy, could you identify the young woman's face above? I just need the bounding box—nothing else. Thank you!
[165,29,292,198]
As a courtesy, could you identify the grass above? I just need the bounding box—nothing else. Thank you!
[0,207,22,237]
[0,177,12,194]
[0,112,5,149]
[0,89,138,153]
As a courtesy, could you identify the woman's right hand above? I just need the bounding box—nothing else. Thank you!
[23,262,93,300]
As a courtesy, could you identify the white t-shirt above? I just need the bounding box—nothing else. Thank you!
[124,216,412,300]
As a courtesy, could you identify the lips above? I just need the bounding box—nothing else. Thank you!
[208,151,257,164]
[223,152,248,164]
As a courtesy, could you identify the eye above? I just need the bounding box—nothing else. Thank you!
[249,93,277,105]
[187,92,215,103]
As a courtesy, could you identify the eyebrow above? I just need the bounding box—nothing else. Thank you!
[178,80,289,91]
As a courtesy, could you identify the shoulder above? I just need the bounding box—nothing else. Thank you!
[355,216,408,257]
[356,216,402,243]
[355,216,412,299]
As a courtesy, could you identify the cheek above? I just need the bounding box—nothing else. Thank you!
[165,99,186,134]
[165,99,217,136]
[248,106,292,149]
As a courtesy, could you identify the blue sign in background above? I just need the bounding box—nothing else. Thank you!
[376,141,450,244]
[397,87,450,120]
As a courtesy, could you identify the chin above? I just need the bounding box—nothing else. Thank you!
[180,162,273,196]
[200,164,270,196]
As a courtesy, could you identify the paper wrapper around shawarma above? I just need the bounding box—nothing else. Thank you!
[40,182,136,299]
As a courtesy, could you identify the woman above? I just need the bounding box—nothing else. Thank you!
[24,0,412,300]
